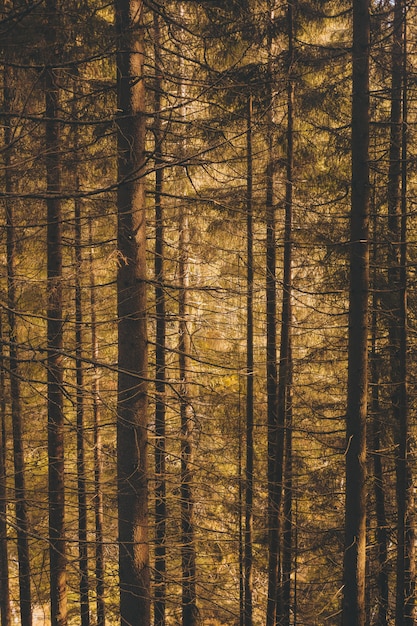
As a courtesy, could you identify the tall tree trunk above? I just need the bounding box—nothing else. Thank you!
[3,56,32,626]
[282,342,293,626]
[74,143,90,626]
[89,220,106,626]
[179,209,198,626]
[45,1,67,623]
[386,2,415,623]
[0,313,11,626]
[178,8,197,624]
[276,0,294,626]
[116,1,150,624]
[370,193,388,626]
[371,311,388,626]
[266,4,279,625]
[244,93,254,626]
[153,11,167,626]
[388,0,415,626]
[342,0,370,624]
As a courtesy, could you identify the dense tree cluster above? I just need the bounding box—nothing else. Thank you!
[0,1,416,625]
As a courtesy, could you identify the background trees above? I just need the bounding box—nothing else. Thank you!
[0,0,417,625]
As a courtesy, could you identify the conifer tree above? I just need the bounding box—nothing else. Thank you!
[116,0,150,624]
[45,1,67,623]
[342,0,370,623]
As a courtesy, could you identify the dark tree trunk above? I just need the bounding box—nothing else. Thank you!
[282,343,293,626]
[370,309,388,626]
[116,1,150,624]
[278,6,294,624]
[4,58,32,626]
[370,179,388,626]
[153,12,167,626]
[179,208,198,626]
[342,1,370,624]
[266,3,279,624]
[45,1,67,623]
[0,313,11,626]
[74,154,90,626]
[400,21,415,620]
[386,2,415,623]
[244,93,254,626]
[89,220,106,626]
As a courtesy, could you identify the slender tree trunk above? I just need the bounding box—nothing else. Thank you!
[89,220,106,626]
[397,9,415,623]
[370,190,388,626]
[371,309,388,626]
[239,396,244,626]
[0,314,11,626]
[3,56,32,626]
[386,2,415,623]
[342,1,370,624]
[277,0,294,626]
[116,1,150,624]
[266,4,279,625]
[74,146,90,626]
[153,11,167,626]
[276,4,294,624]
[244,93,254,626]
[178,8,197,623]
[282,342,293,626]
[45,1,67,623]
[179,208,198,626]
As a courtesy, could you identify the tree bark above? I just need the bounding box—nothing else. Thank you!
[45,1,67,623]
[116,1,150,624]
[4,56,32,626]
[244,93,254,626]
[278,5,294,624]
[153,11,167,626]
[74,142,90,626]
[282,342,293,626]
[89,220,106,626]
[0,313,11,626]
[342,1,370,624]
[179,209,198,626]
[266,4,279,625]
[386,2,415,623]
[370,181,388,626]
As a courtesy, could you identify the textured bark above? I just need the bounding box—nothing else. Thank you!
[244,94,254,626]
[179,209,198,626]
[370,164,388,626]
[153,12,166,626]
[4,59,32,626]
[89,220,106,626]
[45,2,67,623]
[278,6,294,624]
[282,343,293,626]
[74,164,90,626]
[342,1,370,624]
[116,1,150,624]
[265,4,279,625]
[0,314,11,626]
[386,3,415,623]
[370,316,388,626]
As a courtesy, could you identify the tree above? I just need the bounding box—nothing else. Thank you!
[244,92,254,626]
[342,0,370,623]
[153,10,167,626]
[0,313,10,626]
[88,218,106,626]
[3,46,32,626]
[45,1,67,623]
[115,0,150,624]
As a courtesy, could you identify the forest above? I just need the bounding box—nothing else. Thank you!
[0,0,415,625]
